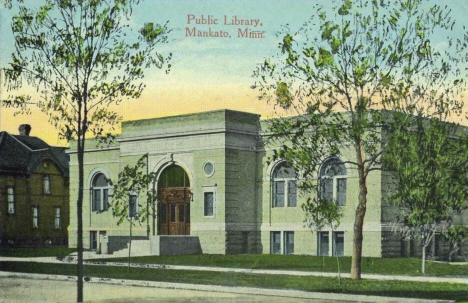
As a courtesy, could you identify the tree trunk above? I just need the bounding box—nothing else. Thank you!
[128,217,133,273]
[422,244,426,274]
[127,217,133,272]
[350,141,368,280]
[77,134,85,303]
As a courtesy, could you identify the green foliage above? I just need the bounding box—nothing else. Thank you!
[384,113,468,267]
[0,247,76,258]
[443,225,468,257]
[2,0,171,142]
[253,0,467,278]
[109,154,157,226]
[2,260,468,301]
[275,81,293,108]
[302,197,342,231]
[384,114,468,227]
[97,254,468,277]
[444,225,468,242]
[1,1,171,301]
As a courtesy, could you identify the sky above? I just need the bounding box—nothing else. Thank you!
[1,0,468,145]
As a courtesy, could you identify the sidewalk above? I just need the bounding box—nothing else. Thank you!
[1,255,467,285]
[0,271,455,303]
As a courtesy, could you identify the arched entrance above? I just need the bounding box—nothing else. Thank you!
[157,165,191,235]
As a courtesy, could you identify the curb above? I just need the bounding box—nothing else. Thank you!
[0,271,454,303]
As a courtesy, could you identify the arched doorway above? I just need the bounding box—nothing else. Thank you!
[157,165,191,235]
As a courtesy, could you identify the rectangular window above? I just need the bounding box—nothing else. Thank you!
[170,204,176,222]
[434,233,442,259]
[90,231,98,250]
[270,231,281,254]
[401,238,411,257]
[284,231,294,255]
[333,232,344,257]
[336,178,346,206]
[92,189,101,212]
[103,189,109,210]
[159,204,167,223]
[92,189,108,212]
[204,192,214,216]
[321,178,334,201]
[32,206,39,229]
[185,204,190,223]
[43,175,51,195]
[273,181,285,207]
[7,187,15,214]
[241,231,249,254]
[271,231,295,255]
[129,194,138,218]
[287,181,297,207]
[318,231,329,256]
[54,207,61,229]
[179,204,185,222]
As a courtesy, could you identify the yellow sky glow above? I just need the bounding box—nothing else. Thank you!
[0,83,277,146]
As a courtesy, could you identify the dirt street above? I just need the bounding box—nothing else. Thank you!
[0,277,347,303]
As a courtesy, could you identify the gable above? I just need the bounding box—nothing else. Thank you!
[34,159,63,175]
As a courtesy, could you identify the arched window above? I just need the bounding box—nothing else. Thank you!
[320,157,347,206]
[157,165,190,188]
[272,161,297,207]
[92,173,110,212]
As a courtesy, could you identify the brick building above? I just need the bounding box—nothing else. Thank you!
[0,124,69,246]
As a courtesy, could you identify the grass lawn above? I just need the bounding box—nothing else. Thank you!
[1,261,467,302]
[0,247,76,258]
[96,254,468,277]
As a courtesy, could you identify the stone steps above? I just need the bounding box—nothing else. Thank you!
[110,239,151,257]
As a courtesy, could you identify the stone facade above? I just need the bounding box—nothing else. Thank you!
[67,109,467,260]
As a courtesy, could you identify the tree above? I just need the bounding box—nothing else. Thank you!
[303,196,343,283]
[443,225,468,262]
[2,1,171,301]
[253,0,466,279]
[108,154,156,272]
[385,114,468,273]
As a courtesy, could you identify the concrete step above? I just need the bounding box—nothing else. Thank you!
[109,239,151,258]
[66,239,151,260]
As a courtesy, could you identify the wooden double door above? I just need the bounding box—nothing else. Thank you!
[158,187,191,235]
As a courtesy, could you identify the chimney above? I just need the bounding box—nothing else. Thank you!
[19,124,31,136]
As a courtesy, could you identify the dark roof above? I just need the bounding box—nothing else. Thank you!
[0,131,69,176]
[13,135,50,149]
